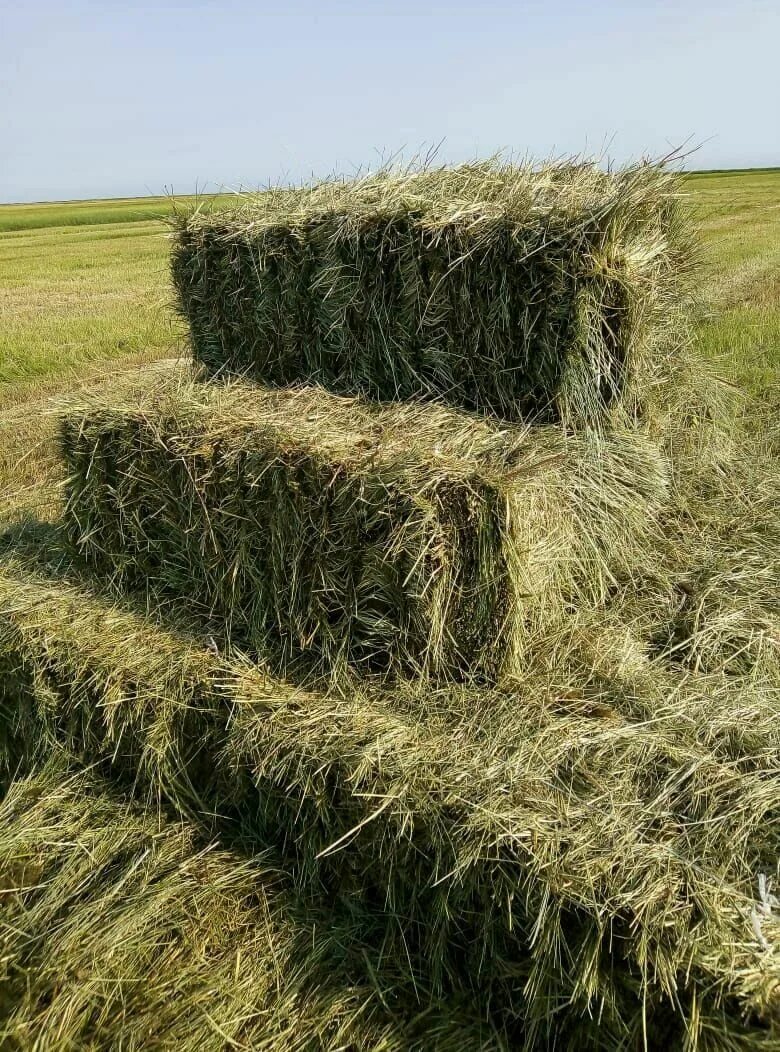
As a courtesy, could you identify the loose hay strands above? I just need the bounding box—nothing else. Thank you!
[0,545,777,1048]
[0,761,500,1051]
[535,597,780,774]
[660,432,780,682]
[59,377,669,685]
[171,159,694,427]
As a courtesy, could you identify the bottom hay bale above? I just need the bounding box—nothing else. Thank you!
[0,761,500,1052]
[0,542,777,1049]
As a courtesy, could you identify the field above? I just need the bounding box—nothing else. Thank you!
[0,167,777,1049]
[690,169,780,401]
[1,170,778,406]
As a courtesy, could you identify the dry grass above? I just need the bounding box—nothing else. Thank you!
[172,160,693,427]
[0,760,500,1051]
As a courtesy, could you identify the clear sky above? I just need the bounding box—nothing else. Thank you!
[2,0,778,203]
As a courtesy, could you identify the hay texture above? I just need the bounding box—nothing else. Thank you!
[0,762,498,1052]
[172,160,692,427]
[1,546,777,1048]
[60,378,668,684]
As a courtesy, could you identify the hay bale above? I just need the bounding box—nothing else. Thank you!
[1,548,777,1047]
[223,673,780,1045]
[0,761,498,1051]
[172,160,693,427]
[60,378,669,684]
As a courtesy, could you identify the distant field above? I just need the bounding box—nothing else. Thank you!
[688,169,779,401]
[0,170,777,402]
[0,194,239,233]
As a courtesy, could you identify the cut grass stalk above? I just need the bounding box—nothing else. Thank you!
[60,377,669,685]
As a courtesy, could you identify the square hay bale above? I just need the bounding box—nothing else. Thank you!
[0,762,493,1052]
[60,378,669,684]
[1,548,777,1047]
[172,161,693,426]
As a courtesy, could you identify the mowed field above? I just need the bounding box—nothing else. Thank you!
[0,169,777,406]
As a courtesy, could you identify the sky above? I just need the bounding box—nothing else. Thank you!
[1,0,778,203]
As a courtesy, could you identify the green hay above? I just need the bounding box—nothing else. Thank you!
[60,377,669,685]
[538,598,779,773]
[0,545,776,1048]
[0,535,230,818]
[172,159,693,427]
[0,761,501,1052]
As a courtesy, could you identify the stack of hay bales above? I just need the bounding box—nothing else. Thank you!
[0,160,777,1050]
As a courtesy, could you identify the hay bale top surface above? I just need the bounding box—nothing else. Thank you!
[0,545,220,687]
[61,375,665,497]
[179,159,684,250]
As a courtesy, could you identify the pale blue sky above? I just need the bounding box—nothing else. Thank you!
[2,0,778,203]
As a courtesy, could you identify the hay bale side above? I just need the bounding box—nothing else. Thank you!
[172,161,693,427]
[223,673,780,1042]
[0,761,498,1052]
[1,552,776,1046]
[60,379,669,685]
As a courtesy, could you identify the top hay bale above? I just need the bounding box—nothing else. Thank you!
[172,160,692,426]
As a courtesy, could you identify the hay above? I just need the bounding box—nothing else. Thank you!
[171,160,693,427]
[0,543,777,1048]
[0,542,226,817]
[0,760,500,1051]
[661,442,780,680]
[59,377,668,685]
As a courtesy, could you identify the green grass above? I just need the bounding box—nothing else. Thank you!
[0,194,238,233]
[687,169,780,400]
[0,221,178,388]
[0,169,777,401]
[0,196,176,233]
[0,195,233,394]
